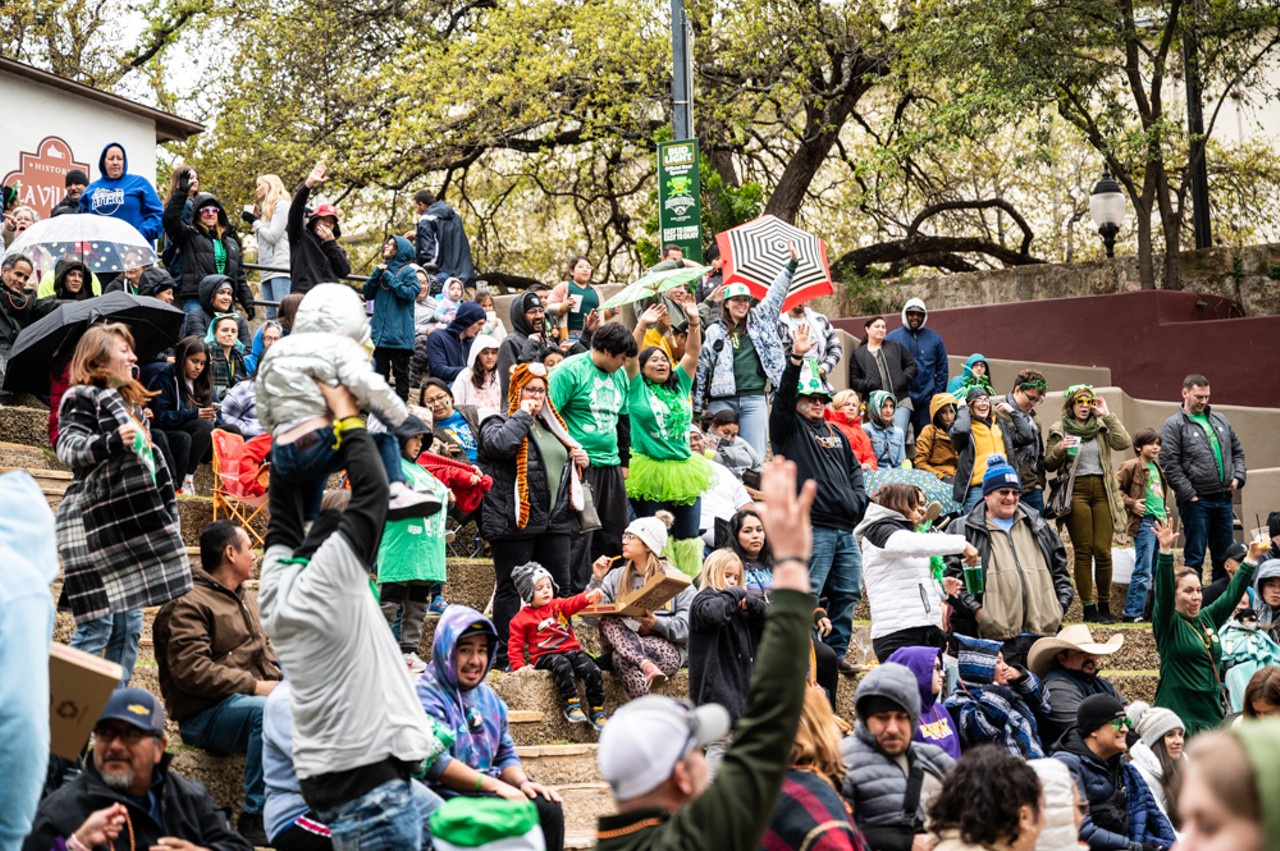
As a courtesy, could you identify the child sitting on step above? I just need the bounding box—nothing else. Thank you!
[507,561,608,731]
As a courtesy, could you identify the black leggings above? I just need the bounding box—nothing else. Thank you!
[374,347,412,402]
[535,650,605,707]
[873,625,947,665]
[156,418,218,476]
[812,638,839,711]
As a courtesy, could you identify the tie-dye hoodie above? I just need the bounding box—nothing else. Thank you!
[885,646,961,760]
[416,606,522,789]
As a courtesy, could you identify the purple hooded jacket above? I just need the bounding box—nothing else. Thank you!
[885,646,961,760]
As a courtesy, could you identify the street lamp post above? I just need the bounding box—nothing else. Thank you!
[1089,169,1126,258]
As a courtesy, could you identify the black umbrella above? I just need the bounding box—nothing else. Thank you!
[3,291,185,395]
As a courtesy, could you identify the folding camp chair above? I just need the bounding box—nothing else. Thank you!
[211,429,272,547]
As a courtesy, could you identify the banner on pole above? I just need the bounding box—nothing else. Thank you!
[656,139,703,262]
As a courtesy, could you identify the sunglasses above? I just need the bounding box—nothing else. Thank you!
[199,206,219,215]
[94,724,155,745]
[1108,716,1131,731]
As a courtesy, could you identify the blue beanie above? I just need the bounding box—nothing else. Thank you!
[982,454,1021,497]
[956,634,1002,684]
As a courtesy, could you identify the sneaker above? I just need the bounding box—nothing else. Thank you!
[590,706,608,732]
[1124,615,1144,623]
[387,489,444,521]
[403,651,427,674]
[641,661,668,689]
[180,474,195,496]
[564,699,588,724]
[428,595,449,615]
[236,811,268,846]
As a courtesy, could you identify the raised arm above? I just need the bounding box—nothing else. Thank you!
[673,289,702,379]
[629,303,665,380]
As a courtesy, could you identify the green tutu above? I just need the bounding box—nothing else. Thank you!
[626,451,715,505]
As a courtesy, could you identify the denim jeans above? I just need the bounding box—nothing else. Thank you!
[260,277,292,320]
[809,525,862,657]
[319,778,442,851]
[179,693,268,814]
[68,610,143,687]
[1125,514,1160,619]
[963,485,984,513]
[1021,488,1044,514]
[272,430,405,518]
[706,394,769,460]
[893,402,914,443]
[1179,492,1236,583]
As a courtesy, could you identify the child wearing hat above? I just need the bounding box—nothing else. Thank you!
[507,561,608,730]
[589,512,695,700]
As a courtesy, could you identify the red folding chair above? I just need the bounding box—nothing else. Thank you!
[211,430,273,547]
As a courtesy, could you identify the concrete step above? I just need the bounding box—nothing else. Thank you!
[0,405,53,450]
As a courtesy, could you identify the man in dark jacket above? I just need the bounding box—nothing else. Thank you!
[770,325,868,670]
[594,459,817,851]
[153,521,282,845]
[886,297,948,438]
[1053,695,1177,851]
[427,301,486,382]
[287,163,351,296]
[840,663,955,851]
[1027,624,1126,747]
[945,458,1073,667]
[1159,373,1247,584]
[50,168,89,217]
[0,252,56,393]
[414,189,475,291]
[23,688,252,851]
[996,368,1049,513]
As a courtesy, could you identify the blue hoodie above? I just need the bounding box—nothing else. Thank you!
[946,352,994,396]
[416,606,522,791]
[427,301,487,382]
[362,236,421,350]
[885,646,961,760]
[78,142,165,241]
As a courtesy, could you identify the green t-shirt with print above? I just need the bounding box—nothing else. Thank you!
[549,351,629,466]
[628,369,694,462]
[1188,412,1224,478]
[1143,462,1167,521]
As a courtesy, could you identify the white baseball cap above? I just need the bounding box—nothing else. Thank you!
[597,696,731,801]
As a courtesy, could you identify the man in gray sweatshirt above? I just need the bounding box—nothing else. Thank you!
[258,382,444,849]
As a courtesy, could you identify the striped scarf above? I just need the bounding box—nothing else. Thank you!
[507,363,583,528]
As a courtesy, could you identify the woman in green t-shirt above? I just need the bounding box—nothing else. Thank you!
[547,254,613,343]
[625,290,715,578]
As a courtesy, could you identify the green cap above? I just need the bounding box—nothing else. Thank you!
[796,360,831,398]
[429,797,541,849]
[722,283,755,301]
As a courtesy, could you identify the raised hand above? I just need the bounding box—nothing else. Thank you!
[305,162,328,189]
[787,238,799,262]
[314,379,359,419]
[639,303,666,328]
[1154,519,1177,553]
[792,322,814,357]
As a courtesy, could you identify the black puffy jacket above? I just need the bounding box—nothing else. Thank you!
[163,188,253,311]
[476,409,577,541]
[1158,406,1247,501]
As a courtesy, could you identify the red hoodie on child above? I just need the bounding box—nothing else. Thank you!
[507,591,595,669]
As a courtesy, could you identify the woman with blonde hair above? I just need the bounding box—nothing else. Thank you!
[762,687,866,850]
[244,173,292,319]
[588,512,695,699]
[56,322,191,686]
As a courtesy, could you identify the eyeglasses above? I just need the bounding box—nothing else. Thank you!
[199,206,219,215]
[522,387,547,398]
[1108,716,1131,731]
[993,488,1020,497]
[423,395,452,407]
[94,724,154,745]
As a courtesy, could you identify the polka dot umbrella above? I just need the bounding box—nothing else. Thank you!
[715,214,832,312]
[3,213,158,276]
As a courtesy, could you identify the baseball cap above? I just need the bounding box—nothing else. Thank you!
[597,696,730,800]
[98,687,165,735]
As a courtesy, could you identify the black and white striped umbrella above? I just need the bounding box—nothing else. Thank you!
[715,214,832,311]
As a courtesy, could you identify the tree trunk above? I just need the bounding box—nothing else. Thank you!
[1132,195,1156,291]
[1151,160,1183,291]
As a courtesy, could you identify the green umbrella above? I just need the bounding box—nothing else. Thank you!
[602,264,712,310]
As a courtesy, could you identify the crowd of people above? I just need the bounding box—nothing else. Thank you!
[4,151,1280,851]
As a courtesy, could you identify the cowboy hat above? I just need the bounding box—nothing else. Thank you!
[1027,624,1125,678]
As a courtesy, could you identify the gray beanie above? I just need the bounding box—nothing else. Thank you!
[511,561,555,606]
[1129,701,1184,749]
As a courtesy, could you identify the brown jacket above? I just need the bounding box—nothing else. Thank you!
[1116,457,1168,537]
[153,569,280,721]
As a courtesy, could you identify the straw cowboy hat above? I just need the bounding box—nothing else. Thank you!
[1027,625,1125,678]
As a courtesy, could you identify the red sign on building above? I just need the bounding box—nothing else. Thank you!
[2,135,91,218]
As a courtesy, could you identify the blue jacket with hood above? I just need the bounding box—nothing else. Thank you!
[885,646,961,760]
[78,143,165,241]
[427,301,487,382]
[416,606,522,789]
[362,236,420,350]
[885,298,949,407]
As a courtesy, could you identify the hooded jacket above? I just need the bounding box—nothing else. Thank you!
[945,637,1052,760]
[77,142,164,241]
[1254,559,1280,640]
[286,182,351,296]
[695,263,793,414]
[164,188,253,310]
[427,301,487,382]
[50,257,95,301]
[689,584,768,724]
[1127,740,1185,822]
[23,753,252,851]
[451,334,501,413]
[417,607,523,786]
[840,663,955,851]
[914,392,958,478]
[885,646,961,760]
[823,406,877,469]
[415,199,476,284]
[477,408,580,541]
[182,274,252,348]
[949,398,1016,502]
[493,291,591,408]
[1052,729,1176,851]
[855,502,969,639]
[946,353,993,397]
[885,298,949,407]
[256,283,407,433]
[863,389,906,468]
[362,236,420,351]
[1232,720,1280,851]
[944,501,1072,641]
[1158,404,1247,500]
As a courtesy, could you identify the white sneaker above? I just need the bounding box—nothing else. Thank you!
[403,652,427,674]
[181,474,195,496]
[387,489,444,520]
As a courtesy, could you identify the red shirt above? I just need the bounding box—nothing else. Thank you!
[507,591,594,669]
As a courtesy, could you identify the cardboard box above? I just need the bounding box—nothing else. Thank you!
[49,642,123,760]
[579,570,692,618]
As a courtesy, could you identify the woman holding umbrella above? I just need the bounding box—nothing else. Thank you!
[56,322,190,686]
